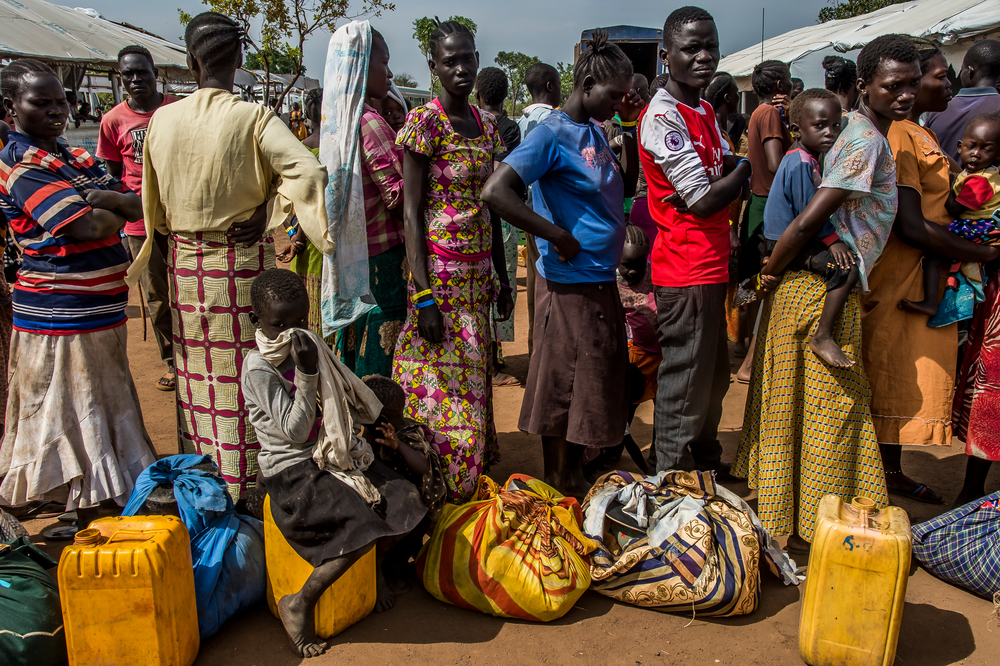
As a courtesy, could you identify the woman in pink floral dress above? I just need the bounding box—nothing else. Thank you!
[393,21,512,502]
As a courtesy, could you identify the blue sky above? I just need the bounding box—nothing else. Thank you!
[76,0,830,88]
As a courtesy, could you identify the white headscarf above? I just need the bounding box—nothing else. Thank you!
[319,20,377,336]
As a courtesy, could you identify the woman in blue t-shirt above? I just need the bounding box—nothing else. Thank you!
[482,31,642,498]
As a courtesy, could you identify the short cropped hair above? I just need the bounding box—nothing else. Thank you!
[789,88,838,126]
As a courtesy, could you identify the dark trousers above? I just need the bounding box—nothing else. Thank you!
[652,282,728,471]
[128,234,173,369]
[524,232,541,359]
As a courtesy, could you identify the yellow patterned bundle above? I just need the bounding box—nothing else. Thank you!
[416,474,598,621]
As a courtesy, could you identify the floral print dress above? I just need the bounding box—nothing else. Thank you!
[393,99,504,502]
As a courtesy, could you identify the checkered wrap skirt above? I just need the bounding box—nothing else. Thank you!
[734,270,887,541]
[169,231,275,501]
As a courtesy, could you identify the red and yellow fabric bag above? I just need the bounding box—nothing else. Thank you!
[416,474,598,622]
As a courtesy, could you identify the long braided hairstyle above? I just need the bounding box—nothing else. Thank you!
[574,30,633,89]
[705,72,734,109]
[427,18,475,61]
[822,56,857,95]
[184,12,242,76]
[304,88,322,126]
[751,60,789,98]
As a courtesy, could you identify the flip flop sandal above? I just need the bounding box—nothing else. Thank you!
[890,483,944,505]
[156,372,177,392]
[5,500,62,520]
[43,523,80,541]
[492,373,521,387]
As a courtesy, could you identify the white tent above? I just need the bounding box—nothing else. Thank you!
[0,0,189,80]
[719,0,1000,92]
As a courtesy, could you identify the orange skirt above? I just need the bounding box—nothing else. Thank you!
[630,341,662,404]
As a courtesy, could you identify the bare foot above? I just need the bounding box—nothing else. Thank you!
[952,492,981,510]
[898,298,938,316]
[808,334,855,368]
[375,568,396,613]
[277,593,327,658]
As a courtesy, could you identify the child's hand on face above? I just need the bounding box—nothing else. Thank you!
[289,330,318,374]
[374,421,399,450]
[828,241,856,271]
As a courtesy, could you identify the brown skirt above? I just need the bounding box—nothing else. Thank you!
[519,275,629,447]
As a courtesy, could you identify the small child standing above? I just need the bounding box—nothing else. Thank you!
[900,112,1000,318]
[243,269,425,658]
[617,225,659,473]
[360,375,448,521]
[759,88,858,367]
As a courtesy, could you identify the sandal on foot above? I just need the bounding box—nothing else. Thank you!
[492,372,521,387]
[156,371,176,392]
[889,481,944,505]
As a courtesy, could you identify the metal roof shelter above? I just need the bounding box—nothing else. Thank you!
[0,0,190,81]
[719,0,1000,92]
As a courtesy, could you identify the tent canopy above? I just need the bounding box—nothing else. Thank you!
[0,0,190,80]
[719,0,1000,92]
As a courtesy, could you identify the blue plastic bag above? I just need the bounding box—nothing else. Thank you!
[911,490,1000,599]
[122,455,266,638]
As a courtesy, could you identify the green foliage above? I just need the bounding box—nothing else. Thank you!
[393,71,418,88]
[493,51,539,115]
[244,46,299,74]
[412,15,478,89]
[556,62,573,104]
[818,0,907,22]
[178,0,395,108]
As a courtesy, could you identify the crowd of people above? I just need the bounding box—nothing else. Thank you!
[2,4,1000,657]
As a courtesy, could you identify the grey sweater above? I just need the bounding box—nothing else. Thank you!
[242,349,321,477]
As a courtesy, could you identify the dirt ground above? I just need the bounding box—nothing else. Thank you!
[21,259,1000,666]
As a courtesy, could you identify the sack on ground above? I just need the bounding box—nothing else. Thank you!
[582,470,798,617]
[122,454,267,638]
[912,490,1000,599]
[0,537,68,666]
[417,474,598,621]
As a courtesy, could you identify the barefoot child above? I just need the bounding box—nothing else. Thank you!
[759,88,859,367]
[900,112,1000,318]
[244,269,425,658]
[361,375,448,521]
[617,225,659,472]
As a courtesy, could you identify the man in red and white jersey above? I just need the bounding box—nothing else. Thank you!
[639,7,751,474]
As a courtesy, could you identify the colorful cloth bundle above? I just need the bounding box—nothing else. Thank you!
[912,491,1000,599]
[417,474,598,621]
[582,470,798,617]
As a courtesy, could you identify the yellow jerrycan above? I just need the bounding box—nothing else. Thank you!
[58,515,199,666]
[799,495,910,666]
[264,495,377,638]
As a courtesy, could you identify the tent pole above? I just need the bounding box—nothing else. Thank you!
[761,9,765,61]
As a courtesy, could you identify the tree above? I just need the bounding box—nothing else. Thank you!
[494,51,539,115]
[244,46,299,74]
[556,62,574,105]
[412,15,477,92]
[180,0,395,110]
[393,71,418,88]
[818,0,907,22]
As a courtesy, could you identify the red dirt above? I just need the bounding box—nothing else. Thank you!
[22,261,1000,665]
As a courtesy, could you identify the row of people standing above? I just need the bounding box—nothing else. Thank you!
[738,34,1000,547]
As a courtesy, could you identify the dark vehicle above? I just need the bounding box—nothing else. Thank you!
[576,25,665,84]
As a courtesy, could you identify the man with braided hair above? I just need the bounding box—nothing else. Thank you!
[130,11,333,500]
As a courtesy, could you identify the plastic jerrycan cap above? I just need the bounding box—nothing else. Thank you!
[73,528,103,546]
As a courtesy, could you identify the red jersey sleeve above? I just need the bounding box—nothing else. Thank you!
[955,174,995,211]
